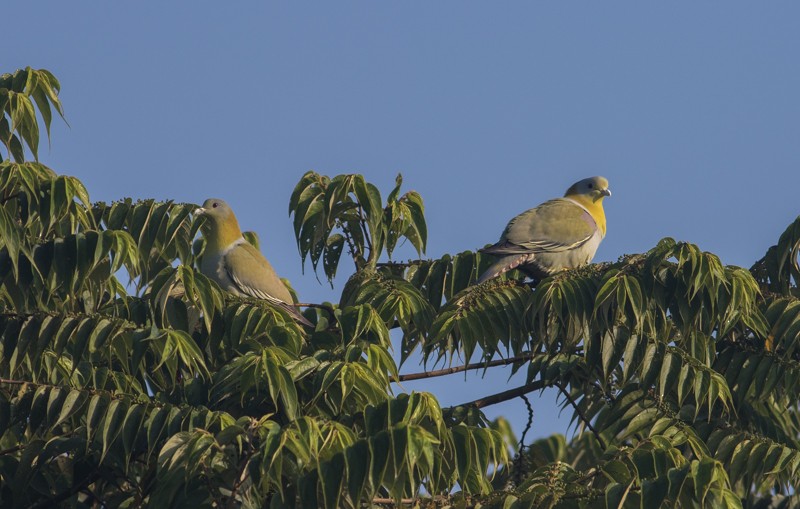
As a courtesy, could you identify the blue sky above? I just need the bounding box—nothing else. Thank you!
[7,3,800,441]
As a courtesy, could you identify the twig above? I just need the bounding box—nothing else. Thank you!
[372,495,450,506]
[456,380,547,409]
[0,444,26,455]
[293,302,336,316]
[519,394,534,449]
[376,260,428,268]
[226,448,253,509]
[338,219,362,269]
[556,383,606,450]
[358,204,374,259]
[30,469,102,509]
[0,192,22,205]
[395,352,535,382]
[372,497,418,506]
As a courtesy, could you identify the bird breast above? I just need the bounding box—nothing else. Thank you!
[199,238,245,295]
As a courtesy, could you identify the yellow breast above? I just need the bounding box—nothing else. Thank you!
[568,194,607,236]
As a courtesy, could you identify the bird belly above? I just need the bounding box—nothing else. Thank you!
[199,252,241,295]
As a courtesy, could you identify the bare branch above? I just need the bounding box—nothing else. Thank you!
[395,352,535,382]
[456,380,547,409]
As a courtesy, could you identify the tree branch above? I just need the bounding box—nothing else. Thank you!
[0,443,26,455]
[372,497,418,505]
[338,219,362,270]
[455,380,547,410]
[519,394,534,449]
[358,204,375,267]
[30,469,103,509]
[372,495,450,506]
[376,259,428,269]
[395,352,535,382]
[226,448,254,509]
[0,191,22,205]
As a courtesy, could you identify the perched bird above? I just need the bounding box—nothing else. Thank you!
[477,176,611,283]
[195,198,311,326]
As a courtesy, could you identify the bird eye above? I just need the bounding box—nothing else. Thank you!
[212,202,219,208]
[588,183,593,189]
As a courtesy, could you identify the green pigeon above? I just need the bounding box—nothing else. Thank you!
[478,176,611,283]
[195,198,310,326]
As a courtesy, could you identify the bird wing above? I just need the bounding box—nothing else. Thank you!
[223,242,312,326]
[223,242,294,304]
[481,198,598,255]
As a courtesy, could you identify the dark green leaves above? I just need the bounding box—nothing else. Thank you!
[342,270,435,362]
[384,174,427,259]
[429,278,532,365]
[94,199,199,291]
[752,215,800,298]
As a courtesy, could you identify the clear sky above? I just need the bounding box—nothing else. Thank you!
[7,2,800,441]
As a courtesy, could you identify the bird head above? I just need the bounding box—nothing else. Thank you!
[195,198,243,250]
[565,176,611,203]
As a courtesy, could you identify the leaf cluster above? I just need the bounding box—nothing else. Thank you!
[289,171,426,283]
[0,68,64,162]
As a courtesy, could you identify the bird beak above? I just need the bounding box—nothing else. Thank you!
[194,207,206,216]
[593,188,611,202]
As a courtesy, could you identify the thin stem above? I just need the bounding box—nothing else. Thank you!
[372,497,418,505]
[226,449,253,509]
[519,394,533,449]
[0,191,22,205]
[372,495,449,506]
[376,259,428,269]
[293,302,336,315]
[358,204,374,262]
[556,383,606,450]
[338,220,362,270]
[0,443,26,455]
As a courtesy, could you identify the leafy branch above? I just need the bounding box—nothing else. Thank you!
[1,67,65,162]
[289,171,427,283]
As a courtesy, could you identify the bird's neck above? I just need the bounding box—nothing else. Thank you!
[567,195,607,236]
[207,218,244,252]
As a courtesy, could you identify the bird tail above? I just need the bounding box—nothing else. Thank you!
[476,254,535,284]
[476,259,512,284]
[277,301,314,328]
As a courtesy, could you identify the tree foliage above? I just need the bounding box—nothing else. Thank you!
[2,67,800,508]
